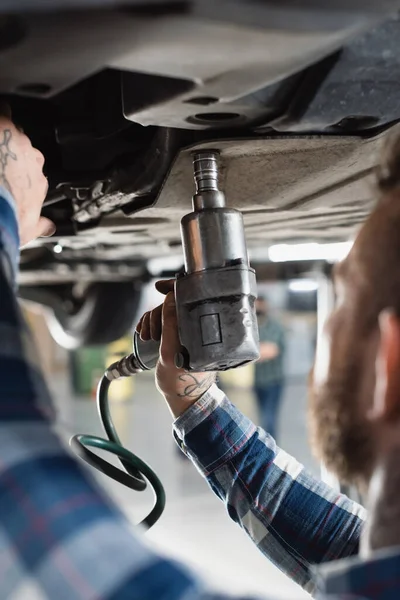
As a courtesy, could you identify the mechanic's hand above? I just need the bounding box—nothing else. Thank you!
[136,279,216,418]
[0,114,55,246]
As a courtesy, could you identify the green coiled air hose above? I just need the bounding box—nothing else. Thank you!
[70,371,166,529]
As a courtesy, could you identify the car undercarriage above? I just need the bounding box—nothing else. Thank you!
[2,0,400,346]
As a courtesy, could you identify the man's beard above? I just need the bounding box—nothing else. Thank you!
[308,351,375,486]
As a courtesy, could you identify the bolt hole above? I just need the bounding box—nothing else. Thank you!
[184,96,219,106]
[191,112,241,123]
[16,82,52,96]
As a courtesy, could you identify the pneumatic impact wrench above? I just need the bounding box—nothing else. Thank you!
[116,150,260,375]
[71,151,260,529]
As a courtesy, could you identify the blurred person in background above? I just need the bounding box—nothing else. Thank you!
[254,296,286,441]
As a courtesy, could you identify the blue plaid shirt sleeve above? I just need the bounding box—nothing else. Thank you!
[0,185,19,285]
[173,385,367,596]
[0,190,283,600]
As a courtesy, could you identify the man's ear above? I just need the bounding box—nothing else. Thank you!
[371,310,400,422]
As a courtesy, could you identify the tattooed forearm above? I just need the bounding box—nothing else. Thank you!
[177,373,216,398]
[0,129,17,192]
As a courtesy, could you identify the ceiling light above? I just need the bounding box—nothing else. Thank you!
[268,241,353,263]
[288,279,319,293]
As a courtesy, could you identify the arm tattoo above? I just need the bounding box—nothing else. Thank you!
[0,129,17,192]
[177,373,216,398]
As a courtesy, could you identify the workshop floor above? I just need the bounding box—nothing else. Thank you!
[52,373,317,599]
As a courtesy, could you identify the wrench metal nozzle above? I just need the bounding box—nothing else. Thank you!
[192,151,225,210]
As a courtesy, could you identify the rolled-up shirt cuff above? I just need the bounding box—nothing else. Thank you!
[173,383,257,476]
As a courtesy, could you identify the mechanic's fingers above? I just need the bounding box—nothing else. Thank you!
[155,279,175,296]
[38,217,56,238]
[136,304,163,341]
[137,279,176,342]
[20,217,56,248]
[136,312,145,335]
[150,304,163,341]
[33,147,45,168]
[160,291,181,367]
[140,311,151,341]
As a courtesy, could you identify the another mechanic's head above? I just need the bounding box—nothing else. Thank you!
[309,130,400,491]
